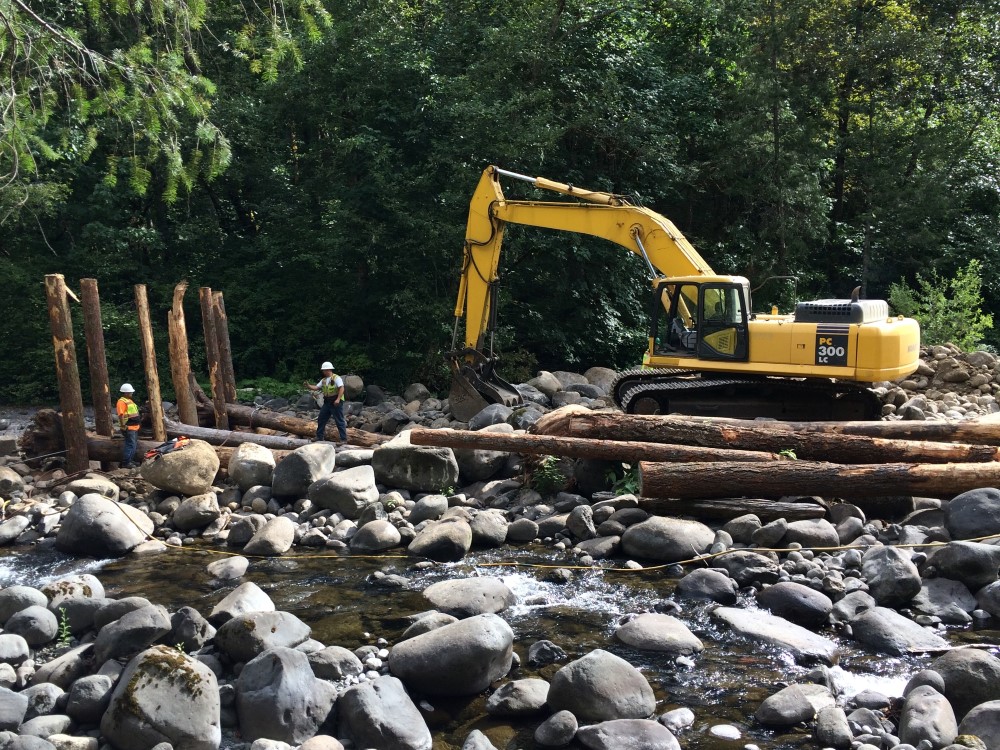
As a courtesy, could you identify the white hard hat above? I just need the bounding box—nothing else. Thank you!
[120,383,135,393]
[320,361,334,371]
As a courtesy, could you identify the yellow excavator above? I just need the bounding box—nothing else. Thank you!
[446,165,921,422]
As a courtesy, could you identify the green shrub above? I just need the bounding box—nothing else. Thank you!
[889,259,994,351]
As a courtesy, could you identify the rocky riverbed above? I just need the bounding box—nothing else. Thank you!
[0,346,999,750]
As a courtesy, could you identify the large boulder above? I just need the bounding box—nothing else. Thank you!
[485,678,549,717]
[931,649,1000,719]
[140,439,220,495]
[215,611,311,663]
[422,578,515,618]
[547,649,656,722]
[0,467,24,495]
[228,444,276,492]
[55,495,154,558]
[388,613,513,696]
[782,519,840,548]
[675,569,738,604]
[66,674,114,724]
[756,684,835,727]
[308,466,379,518]
[912,578,977,623]
[470,511,509,549]
[172,493,221,532]
[63,475,119,502]
[613,614,703,655]
[236,647,337,744]
[337,675,431,750]
[976,580,1000,618]
[958,700,1000,750]
[862,546,922,607]
[849,607,951,656]
[925,542,1000,593]
[4,606,57,647]
[407,519,473,562]
[372,432,459,493]
[0,686,28,730]
[584,366,618,393]
[576,719,680,750]
[242,516,296,556]
[271,443,337,498]
[756,582,833,629]
[621,517,714,562]
[40,575,105,609]
[208,582,274,625]
[92,604,172,664]
[349,519,401,553]
[0,515,30,545]
[711,607,839,664]
[946,487,1000,540]
[101,645,221,750]
[454,424,511,483]
[898,686,958,749]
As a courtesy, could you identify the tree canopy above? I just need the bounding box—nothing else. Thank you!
[2,0,999,402]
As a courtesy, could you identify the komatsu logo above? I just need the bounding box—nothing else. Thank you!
[816,334,848,365]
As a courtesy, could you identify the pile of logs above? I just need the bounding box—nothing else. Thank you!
[410,405,1000,517]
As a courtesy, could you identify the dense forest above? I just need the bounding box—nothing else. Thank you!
[2,0,999,403]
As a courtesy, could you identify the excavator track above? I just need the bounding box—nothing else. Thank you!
[610,368,882,421]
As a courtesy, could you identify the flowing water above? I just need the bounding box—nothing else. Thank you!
[2,542,992,750]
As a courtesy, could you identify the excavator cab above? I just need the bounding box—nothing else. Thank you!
[654,279,750,361]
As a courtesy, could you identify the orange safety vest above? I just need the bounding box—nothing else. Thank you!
[116,397,141,431]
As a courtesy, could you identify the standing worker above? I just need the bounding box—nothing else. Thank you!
[116,383,142,468]
[303,361,348,443]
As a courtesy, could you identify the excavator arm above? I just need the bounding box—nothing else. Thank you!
[447,165,714,421]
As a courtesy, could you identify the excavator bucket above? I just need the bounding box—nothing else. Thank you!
[447,349,524,423]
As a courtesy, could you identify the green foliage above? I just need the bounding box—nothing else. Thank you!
[530,456,569,497]
[57,608,72,647]
[889,260,994,351]
[607,463,640,496]
[237,377,305,401]
[778,449,798,460]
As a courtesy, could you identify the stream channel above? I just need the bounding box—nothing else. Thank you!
[2,541,992,750]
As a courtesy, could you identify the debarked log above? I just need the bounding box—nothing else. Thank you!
[638,496,825,521]
[85,433,290,470]
[224,403,391,448]
[533,406,1000,463]
[409,427,782,462]
[639,459,1000,500]
[163,418,310,451]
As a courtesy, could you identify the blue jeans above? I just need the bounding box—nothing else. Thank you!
[122,429,139,465]
[317,401,347,441]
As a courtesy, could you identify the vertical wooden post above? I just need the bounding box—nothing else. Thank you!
[199,286,229,429]
[44,274,89,472]
[79,278,113,437]
[134,285,167,441]
[167,282,199,425]
[212,291,238,403]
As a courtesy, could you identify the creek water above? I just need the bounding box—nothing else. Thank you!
[2,542,989,750]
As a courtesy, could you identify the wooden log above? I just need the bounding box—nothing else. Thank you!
[639,496,826,521]
[212,291,238,403]
[79,278,114,437]
[199,287,229,429]
[163,418,310,451]
[224,402,390,448]
[167,282,199,425]
[533,406,1000,464]
[45,274,88,473]
[641,412,1000,445]
[409,427,783,463]
[85,433,290,470]
[134,284,166,442]
[639,459,1000,500]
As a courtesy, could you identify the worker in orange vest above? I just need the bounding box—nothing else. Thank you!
[116,383,142,468]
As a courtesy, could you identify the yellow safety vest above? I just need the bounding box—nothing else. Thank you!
[320,375,341,397]
[116,397,141,430]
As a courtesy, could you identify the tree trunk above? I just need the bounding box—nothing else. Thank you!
[212,291,238,403]
[44,274,88,473]
[84,433,290,470]
[79,279,113,437]
[639,496,825,521]
[639,459,1000,500]
[533,406,1000,463]
[168,282,199,426]
[409,427,782,462]
[134,284,166,441]
[163,418,310,451]
[224,402,390,448]
[199,287,229,429]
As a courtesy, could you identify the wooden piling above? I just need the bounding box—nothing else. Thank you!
[199,286,229,429]
[79,279,113,437]
[134,285,166,441]
[44,274,88,472]
[167,282,198,425]
[212,291,238,403]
